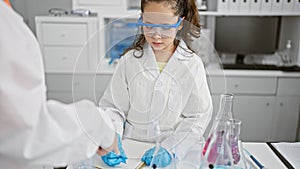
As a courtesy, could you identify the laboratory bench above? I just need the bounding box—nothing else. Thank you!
[65,139,287,169]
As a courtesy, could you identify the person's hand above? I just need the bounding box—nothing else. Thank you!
[141,147,172,168]
[97,133,119,156]
[99,134,127,166]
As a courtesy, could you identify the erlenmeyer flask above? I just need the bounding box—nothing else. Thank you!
[200,118,233,169]
[203,93,234,156]
[201,93,251,169]
[214,93,234,120]
[201,93,234,169]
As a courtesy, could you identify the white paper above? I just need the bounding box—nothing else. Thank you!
[271,142,300,169]
[271,0,283,13]
[218,0,230,12]
[282,0,294,13]
[240,0,250,12]
[250,0,262,13]
[261,0,272,13]
[229,0,240,12]
[294,0,300,14]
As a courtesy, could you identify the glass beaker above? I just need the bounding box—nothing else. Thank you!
[228,119,249,169]
[149,122,177,169]
[176,137,205,169]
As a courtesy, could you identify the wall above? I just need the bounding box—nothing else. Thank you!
[10,0,72,34]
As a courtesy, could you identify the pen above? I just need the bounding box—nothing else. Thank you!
[244,148,267,169]
[135,161,146,169]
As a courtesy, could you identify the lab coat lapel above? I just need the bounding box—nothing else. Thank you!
[143,44,160,78]
[146,40,193,139]
[162,40,194,76]
[143,44,168,138]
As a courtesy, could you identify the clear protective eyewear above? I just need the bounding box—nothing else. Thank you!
[137,17,183,38]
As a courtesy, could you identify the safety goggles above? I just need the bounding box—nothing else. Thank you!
[137,17,183,38]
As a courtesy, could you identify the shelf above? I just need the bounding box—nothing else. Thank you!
[102,10,140,19]
[198,11,300,16]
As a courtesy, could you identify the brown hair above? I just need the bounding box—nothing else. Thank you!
[123,0,201,58]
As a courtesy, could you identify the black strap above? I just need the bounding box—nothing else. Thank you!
[266,142,294,169]
[53,167,67,169]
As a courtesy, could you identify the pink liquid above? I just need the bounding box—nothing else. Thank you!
[203,132,241,165]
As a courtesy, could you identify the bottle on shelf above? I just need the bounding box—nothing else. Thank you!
[279,40,293,66]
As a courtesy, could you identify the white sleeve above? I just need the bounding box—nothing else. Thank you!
[0,2,115,167]
[162,58,213,160]
[99,56,130,136]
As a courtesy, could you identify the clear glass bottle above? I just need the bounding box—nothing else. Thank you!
[285,40,292,66]
[149,121,177,169]
[279,40,292,66]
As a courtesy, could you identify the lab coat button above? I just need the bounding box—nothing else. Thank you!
[156,81,162,87]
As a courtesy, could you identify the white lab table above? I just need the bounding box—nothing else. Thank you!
[243,142,287,169]
[67,139,287,169]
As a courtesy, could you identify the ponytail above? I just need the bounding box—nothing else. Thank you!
[181,0,201,38]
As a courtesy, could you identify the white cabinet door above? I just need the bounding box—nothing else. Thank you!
[41,23,88,46]
[233,96,275,142]
[36,16,98,72]
[207,95,276,142]
[43,46,89,71]
[46,74,112,103]
[272,96,300,141]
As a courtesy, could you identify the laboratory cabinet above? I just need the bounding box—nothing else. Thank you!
[210,94,299,142]
[233,96,276,142]
[273,96,299,141]
[45,71,300,142]
[35,16,99,72]
[209,74,300,142]
[46,73,111,103]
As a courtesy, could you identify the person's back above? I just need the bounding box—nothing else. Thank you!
[0,2,117,168]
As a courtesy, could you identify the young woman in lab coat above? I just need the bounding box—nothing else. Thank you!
[99,0,213,166]
[0,2,120,169]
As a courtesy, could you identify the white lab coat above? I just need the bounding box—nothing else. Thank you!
[100,40,213,159]
[0,2,115,169]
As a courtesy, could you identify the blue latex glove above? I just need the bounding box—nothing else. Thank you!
[101,134,127,166]
[141,147,172,168]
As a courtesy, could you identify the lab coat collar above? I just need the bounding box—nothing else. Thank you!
[143,43,160,78]
[175,40,194,60]
[142,40,194,77]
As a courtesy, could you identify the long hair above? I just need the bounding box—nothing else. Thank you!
[122,0,201,58]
